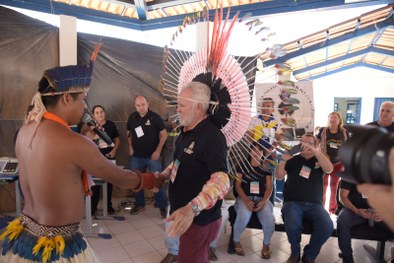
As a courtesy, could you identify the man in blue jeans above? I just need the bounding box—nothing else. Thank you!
[127,95,168,218]
[276,134,334,263]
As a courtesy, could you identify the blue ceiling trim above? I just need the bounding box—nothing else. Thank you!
[263,20,394,67]
[301,61,394,80]
[293,47,394,75]
[135,0,148,20]
[1,0,393,31]
[361,62,394,73]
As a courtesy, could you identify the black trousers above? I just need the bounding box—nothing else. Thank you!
[91,183,113,214]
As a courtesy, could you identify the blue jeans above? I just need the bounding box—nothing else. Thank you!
[130,156,167,208]
[233,196,275,246]
[282,201,333,260]
[337,207,390,261]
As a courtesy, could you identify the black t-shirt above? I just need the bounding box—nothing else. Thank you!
[317,127,347,163]
[339,180,369,209]
[98,120,119,156]
[126,110,165,158]
[237,164,270,197]
[367,121,394,133]
[283,155,324,203]
[169,118,228,225]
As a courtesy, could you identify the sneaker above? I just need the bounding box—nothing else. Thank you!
[208,247,218,261]
[261,245,272,259]
[160,208,167,219]
[130,205,145,215]
[285,255,300,263]
[160,253,177,263]
[301,254,315,263]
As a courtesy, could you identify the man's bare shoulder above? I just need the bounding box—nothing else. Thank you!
[17,120,96,153]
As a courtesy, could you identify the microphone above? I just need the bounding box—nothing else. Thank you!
[81,110,115,148]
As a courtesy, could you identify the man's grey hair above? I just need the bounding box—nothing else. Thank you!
[182,81,211,112]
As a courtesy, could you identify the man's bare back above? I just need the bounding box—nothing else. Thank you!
[15,94,142,226]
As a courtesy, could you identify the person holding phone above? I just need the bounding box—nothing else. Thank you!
[232,142,275,259]
[276,134,333,263]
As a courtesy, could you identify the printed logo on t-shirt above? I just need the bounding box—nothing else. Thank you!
[184,141,194,154]
[145,119,151,126]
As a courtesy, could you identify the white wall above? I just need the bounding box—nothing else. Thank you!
[313,67,394,127]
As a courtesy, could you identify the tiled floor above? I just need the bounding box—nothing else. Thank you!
[77,198,393,263]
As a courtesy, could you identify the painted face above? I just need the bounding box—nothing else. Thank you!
[93,106,106,123]
[134,96,149,117]
[177,89,196,127]
[379,103,394,123]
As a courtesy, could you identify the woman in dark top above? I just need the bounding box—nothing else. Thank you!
[84,105,120,215]
[232,143,275,259]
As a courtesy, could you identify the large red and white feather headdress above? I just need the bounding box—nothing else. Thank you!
[161,1,286,178]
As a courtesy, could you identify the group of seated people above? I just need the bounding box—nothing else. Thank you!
[231,133,392,263]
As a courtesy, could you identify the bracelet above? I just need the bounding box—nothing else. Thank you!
[133,171,143,192]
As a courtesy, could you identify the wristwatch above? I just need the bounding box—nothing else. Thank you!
[189,201,201,216]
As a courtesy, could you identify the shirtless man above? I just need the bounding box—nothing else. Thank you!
[0,59,156,262]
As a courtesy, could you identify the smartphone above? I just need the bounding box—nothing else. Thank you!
[287,144,302,155]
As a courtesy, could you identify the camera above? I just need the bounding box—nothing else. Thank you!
[338,125,394,185]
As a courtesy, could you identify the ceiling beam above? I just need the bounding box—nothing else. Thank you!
[0,0,393,30]
[293,46,394,75]
[134,0,147,20]
[263,20,394,67]
[147,0,201,11]
[301,61,394,80]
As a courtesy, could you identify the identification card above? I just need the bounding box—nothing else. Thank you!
[170,159,180,183]
[299,165,311,179]
[250,181,260,194]
[135,126,144,138]
[329,142,338,149]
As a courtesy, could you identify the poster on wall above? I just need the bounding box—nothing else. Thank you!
[255,81,315,133]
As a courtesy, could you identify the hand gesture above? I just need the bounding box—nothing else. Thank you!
[165,204,194,237]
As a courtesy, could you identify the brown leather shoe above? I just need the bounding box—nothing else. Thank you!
[261,245,272,259]
[285,255,300,263]
[234,242,245,256]
[160,253,177,263]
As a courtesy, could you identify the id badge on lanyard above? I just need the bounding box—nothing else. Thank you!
[170,159,180,183]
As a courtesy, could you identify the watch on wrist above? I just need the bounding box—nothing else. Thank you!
[189,201,201,216]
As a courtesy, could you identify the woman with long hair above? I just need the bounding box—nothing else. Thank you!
[316,112,348,214]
